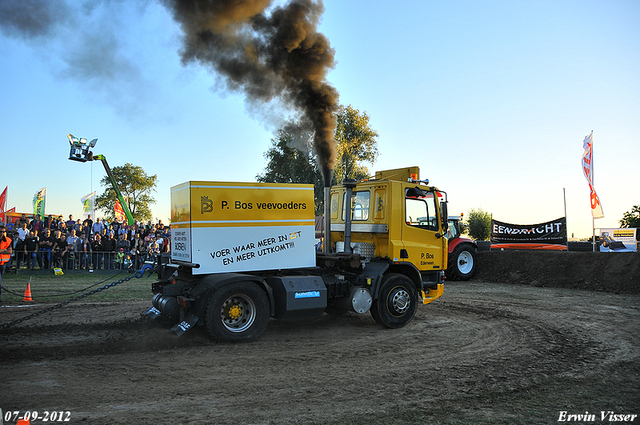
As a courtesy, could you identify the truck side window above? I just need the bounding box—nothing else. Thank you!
[405,191,438,231]
[342,191,370,221]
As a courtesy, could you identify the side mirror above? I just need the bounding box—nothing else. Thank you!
[440,201,449,231]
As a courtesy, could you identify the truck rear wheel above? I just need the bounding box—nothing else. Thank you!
[447,244,477,281]
[205,282,269,342]
[370,273,417,329]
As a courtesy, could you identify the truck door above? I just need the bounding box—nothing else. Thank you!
[402,188,446,271]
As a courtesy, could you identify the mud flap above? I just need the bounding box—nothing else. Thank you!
[142,306,161,319]
[171,313,199,337]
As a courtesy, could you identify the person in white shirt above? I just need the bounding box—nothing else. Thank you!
[92,217,105,235]
[15,222,29,269]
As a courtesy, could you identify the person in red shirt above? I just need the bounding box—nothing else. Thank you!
[0,225,13,302]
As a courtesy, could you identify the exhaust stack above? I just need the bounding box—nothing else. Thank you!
[342,179,357,254]
[323,171,333,254]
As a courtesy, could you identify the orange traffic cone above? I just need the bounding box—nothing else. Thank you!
[17,418,30,425]
[23,282,33,302]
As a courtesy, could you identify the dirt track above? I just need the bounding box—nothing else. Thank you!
[1,279,639,424]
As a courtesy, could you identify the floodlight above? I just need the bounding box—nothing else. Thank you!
[67,133,97,162]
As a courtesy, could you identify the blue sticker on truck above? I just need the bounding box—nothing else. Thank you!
[294,291,321,299]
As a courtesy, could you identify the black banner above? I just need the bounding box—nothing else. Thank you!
[491,217,567,249]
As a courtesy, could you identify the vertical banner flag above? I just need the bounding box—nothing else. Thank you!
[33,187,47,220]
[581,132,604,219]
[114,198,125,222]
[81,191,96,221]
[0,186,7,223]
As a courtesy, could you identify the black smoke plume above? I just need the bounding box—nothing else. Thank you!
[164,0,339,182]
[0,0,151,116]
[0,0,69,38]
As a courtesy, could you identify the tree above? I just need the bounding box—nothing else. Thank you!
[256,126,325,213]
[256,126,319,185]
[257,107,380,212]
[334,105,379,183]
[95,163,157,222]
[619,205,640,231]
[466,208,492,241]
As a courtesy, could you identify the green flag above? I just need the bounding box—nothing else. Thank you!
[33,187,46,220]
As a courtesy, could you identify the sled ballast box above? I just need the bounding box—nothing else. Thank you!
[170,181,316,275]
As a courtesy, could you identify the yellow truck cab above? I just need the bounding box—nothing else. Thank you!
[328,167,447,309]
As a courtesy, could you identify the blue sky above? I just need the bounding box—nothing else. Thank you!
[1,0,638,239]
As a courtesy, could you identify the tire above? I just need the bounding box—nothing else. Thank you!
[447,244,477,281]
[204,282,269,342]
[370,273,418,329]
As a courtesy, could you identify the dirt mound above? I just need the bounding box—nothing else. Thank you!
[475,251,640,293]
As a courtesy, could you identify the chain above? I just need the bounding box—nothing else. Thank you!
[0,274,138,332]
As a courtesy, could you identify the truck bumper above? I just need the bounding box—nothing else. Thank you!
[421,283,444,305]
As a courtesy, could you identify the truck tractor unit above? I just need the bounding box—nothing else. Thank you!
[145,167,449,342]
[445,215,478,281]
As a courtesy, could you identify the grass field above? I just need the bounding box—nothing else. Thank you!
[1,270,154,303]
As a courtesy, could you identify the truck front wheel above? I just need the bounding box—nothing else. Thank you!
[205,282,269,342]
[447,244,477,281]
[370,273,418,329]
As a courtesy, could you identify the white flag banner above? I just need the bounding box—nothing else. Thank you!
[81,191,96,221]
[581,132,604,219]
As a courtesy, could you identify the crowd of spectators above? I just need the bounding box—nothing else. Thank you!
[3,213,171,272]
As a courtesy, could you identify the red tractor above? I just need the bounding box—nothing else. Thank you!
[446,214,477,280]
